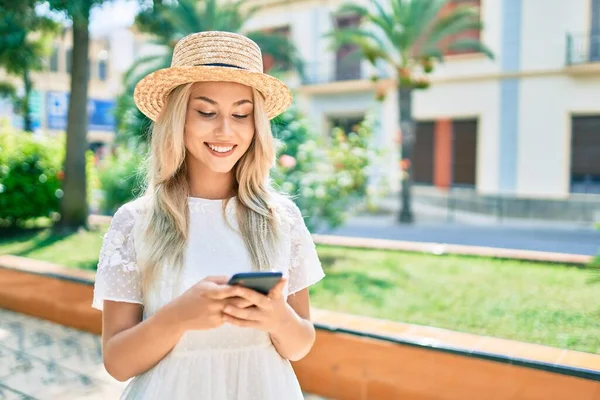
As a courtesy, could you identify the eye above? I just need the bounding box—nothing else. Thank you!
[198,111,215,117]
[233,114,250,119]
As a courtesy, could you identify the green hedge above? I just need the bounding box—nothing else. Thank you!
[0,129,64,227]
[97,144,145,215]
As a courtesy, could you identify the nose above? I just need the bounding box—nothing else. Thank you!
[214,114,234,138]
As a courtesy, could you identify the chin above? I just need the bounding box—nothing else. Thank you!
[204,160,238,174]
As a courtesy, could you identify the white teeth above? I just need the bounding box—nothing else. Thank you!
[208,144,234,153]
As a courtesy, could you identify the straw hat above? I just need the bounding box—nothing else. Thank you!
[134,31,293,121]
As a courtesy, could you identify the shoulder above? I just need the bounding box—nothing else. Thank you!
[110,195,152,230]
[269,192,302,223]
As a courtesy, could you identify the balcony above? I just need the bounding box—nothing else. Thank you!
[298,60,392,94]
[565,32,600,75]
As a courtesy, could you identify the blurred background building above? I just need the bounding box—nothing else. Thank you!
[1,0,599,222]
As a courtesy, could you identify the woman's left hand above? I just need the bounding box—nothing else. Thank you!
[222,278,297,335]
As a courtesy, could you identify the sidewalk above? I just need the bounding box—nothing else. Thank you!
[321,212,600,256]
[373,194,599,229]
[0,308,325,400]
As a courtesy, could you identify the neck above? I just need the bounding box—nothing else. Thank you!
[186,157,235,200]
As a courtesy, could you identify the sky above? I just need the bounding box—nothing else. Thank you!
[89,0,140,36]
[37,0,141,37]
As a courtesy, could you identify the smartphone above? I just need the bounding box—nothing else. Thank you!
[228,271,283,295]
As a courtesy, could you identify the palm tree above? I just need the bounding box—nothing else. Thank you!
[116,0,303,145]
[0,3,58,132]
[327,0,493,223]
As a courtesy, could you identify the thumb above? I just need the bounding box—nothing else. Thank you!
[269,277,287,300]
[202,275,230,285]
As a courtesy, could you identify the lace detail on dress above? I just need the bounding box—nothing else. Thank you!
[92,203,143,311]
[283,201,325,295]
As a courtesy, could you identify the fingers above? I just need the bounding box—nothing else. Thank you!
[208,284,240,300]
[223,305,263,321]
[268,278,287,300]
[202,275,230,285]
[227,297,253,309]
[229,286,270,308]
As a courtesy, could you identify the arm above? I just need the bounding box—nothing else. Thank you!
[93,206,240,381]
[269,288,316,361]
[101,276,243,381]
[222,200,325,361]
[101,300,184,382]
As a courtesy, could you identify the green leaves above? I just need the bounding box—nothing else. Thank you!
[0,5,59,75]
[271,105,378,231]
[0,129,65,226]
[117,0,303,145]
[327,0,494,86]
[247,30,304,77]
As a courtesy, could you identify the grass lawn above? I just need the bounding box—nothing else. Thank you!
[1,227,598,354]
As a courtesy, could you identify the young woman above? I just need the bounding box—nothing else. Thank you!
[92,31,325,399]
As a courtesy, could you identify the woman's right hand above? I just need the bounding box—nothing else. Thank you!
[169,276,240,331]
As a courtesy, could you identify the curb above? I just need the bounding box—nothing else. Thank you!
[1,255,599,381]
[311,234,593,265]
[88,215,593,265]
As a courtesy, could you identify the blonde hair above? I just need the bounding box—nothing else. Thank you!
[137,83,283,296]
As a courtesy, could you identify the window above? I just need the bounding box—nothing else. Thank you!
[262,25,292,72]
[334,14,362,81]
[590,0,600,61]
[49,45,59,72]
[66,48,72,74]
[413,121,435,185]
[98,60,108,81]
[571,116,600,193]
[328,115,364,135]
[442,0,482,56]
[452,119,478,186]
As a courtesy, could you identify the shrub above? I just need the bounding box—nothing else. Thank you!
[0,129,64,227]
[97,144,145,215]
[271,104,378,231]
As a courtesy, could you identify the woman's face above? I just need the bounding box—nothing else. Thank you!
[184,81,255,174]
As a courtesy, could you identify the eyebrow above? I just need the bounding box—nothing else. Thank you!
[194,96,253,107]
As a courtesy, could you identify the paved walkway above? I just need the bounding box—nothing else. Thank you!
[0,309,323,399]
[322,214,600,256]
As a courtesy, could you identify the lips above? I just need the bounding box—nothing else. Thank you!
[205,143,237,157]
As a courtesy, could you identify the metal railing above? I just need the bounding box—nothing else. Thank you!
[301,60,389,85]
[566,32,600,65]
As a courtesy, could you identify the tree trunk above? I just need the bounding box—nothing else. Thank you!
[398,86,415,223]
[57,12,90,232]
[22,69,32,132]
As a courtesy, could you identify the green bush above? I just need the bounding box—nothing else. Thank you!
[271,104,378,231]
[105,103,378,231]
[0,129,64,227]
[97,144,145,215]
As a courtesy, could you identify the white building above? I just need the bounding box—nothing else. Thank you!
[3,0,597,221]
[0,28,121,148]
[245,0,600,222]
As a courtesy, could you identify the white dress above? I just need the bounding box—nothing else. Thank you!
[92,195,325,400]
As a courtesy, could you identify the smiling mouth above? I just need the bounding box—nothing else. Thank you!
[205,143,237,157]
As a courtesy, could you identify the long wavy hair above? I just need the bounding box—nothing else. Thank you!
[136,83,283,297]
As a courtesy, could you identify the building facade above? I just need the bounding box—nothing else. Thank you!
[246,0,600,222]
[0,28,118,149]
[2,0,598,220]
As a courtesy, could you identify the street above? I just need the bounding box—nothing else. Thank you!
[324,214,600,256]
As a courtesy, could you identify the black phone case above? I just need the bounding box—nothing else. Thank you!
[228,272,283,295]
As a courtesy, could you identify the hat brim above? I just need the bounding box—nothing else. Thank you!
[133,66,293,121]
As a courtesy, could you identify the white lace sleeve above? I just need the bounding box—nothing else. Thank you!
[92,204,143,311]
[286,202,325,295]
